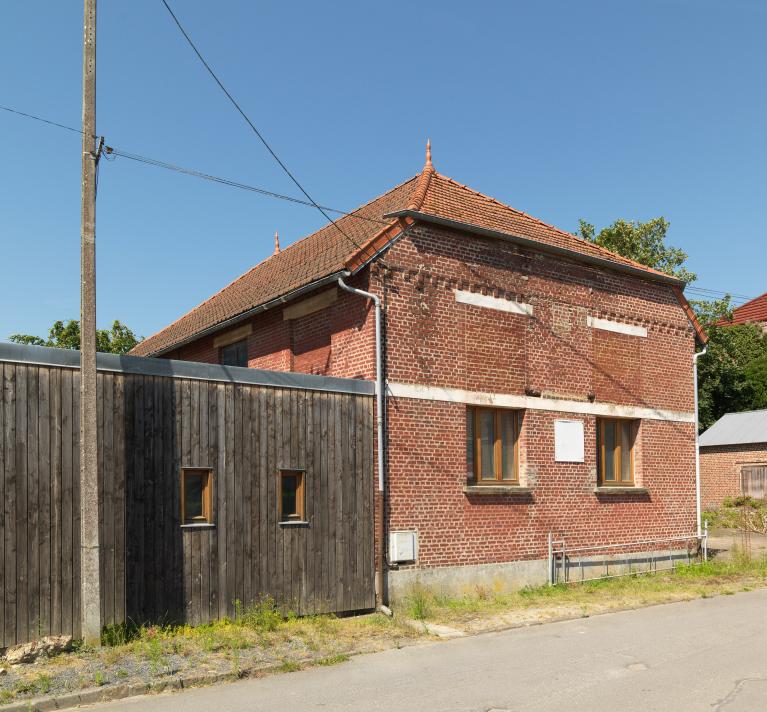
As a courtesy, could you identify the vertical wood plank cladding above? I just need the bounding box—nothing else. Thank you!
[113,374,126,627]
[224,383,235,618]
[15,365,29,644]
[71,369,81,639]
[0,358,374,644]
[216,383,227,621]
[49,367,62,636]
[242,388,252,611]
[257,387,269,601]
[0,364,5,646]
[3,365,17,647]
[206,381,218,621]
[198,381,210,625]
[101,373,114,626]
[38,367,51,637]
[234,384,244,612]
[60,368,73,638]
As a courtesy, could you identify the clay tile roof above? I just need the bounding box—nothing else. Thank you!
[131,150,683,357]
[717,292,767,327]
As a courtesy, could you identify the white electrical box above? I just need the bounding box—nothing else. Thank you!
[389,531,418,563]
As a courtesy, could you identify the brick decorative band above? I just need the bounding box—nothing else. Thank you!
[386,381,694,423]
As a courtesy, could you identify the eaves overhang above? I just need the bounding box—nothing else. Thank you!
[384,209,686,288]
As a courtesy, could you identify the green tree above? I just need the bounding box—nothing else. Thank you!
[578,217,696,284]
[743,354,767,411]
[9,319,141,355]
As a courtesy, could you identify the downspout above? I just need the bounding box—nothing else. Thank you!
[337,277,386,605]
[693,345,708,537]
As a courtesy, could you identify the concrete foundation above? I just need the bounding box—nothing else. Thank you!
[387,559,549,602]
[387,547,699,601]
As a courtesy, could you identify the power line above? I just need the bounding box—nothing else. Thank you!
[158,0,379,263]
[108,148,387,225]
[0,103,385,226]
[0,104,759,299]
[0,104,83,135]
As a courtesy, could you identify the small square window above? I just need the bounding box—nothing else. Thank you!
[181,468,213,524]
[279,470,305,522]
[220,339,248,367]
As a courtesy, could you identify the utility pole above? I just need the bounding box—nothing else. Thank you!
[80,0,101,645]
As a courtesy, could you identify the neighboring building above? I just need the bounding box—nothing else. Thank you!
[700,410,767,506]
[717,292,767,332]
[132,144,707,598]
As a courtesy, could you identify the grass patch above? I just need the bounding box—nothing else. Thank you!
[400,555,767,629]
[315,653,350,667]
[278,660,302,673]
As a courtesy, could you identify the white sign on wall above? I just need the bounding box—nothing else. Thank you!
[554,419,584,462]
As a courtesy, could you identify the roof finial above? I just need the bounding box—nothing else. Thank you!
[273,230,280,255]
[425,138,433,170]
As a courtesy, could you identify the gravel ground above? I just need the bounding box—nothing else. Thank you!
[0,614,420,706]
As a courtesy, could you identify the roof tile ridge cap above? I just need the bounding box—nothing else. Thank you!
[406,166,435,211]
[342,217,404,266]
[432,174,670,277]
[256,174,422,260]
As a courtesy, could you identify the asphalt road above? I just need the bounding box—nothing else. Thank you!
[86,589,767,712]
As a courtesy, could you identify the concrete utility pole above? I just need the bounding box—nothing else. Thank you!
[80,0,101,645]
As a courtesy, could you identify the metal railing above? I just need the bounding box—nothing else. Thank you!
[547,521,709,585]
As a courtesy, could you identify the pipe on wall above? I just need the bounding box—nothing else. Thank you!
[337,277,387,605]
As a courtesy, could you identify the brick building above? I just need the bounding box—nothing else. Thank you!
[717,292,767,332]
[132,144,707,598]
[700,410,767,507]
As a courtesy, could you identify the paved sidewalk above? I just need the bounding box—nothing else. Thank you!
[84,589,767,712]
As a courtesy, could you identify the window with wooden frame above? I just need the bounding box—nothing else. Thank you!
[220,339,248,367]
[180,468,213,525]
[466,407,520,483]
[597,418,636,485]
[278,469,305,522]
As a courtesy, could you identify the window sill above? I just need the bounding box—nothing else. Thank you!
[279,520,309,527]
[463,485,533,496]
[594,486,649,495]
[180,522,216,529]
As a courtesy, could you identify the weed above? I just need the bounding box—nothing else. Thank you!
[101,622,140,647]
[406,586,431,620]
[236,596,284,632]
[93,671,106,687]
[279,660,301,673]
[316,653,349,666]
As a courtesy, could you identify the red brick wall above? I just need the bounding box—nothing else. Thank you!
[386,400,695,567]
[700,445,767,508]
[167,281,375,380]
[162,220,698,572]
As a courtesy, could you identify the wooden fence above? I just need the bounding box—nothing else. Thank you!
[0,344,375,647]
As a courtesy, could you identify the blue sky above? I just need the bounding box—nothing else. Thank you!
[1,0,765,342]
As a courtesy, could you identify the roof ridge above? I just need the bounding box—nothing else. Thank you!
[429,172,671,279]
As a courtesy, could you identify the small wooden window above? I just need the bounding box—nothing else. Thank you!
[279,470,305,522]
[597,418,635,485]
[467,407,520,483]
[180,468,213,524]
[220,339,248,367]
